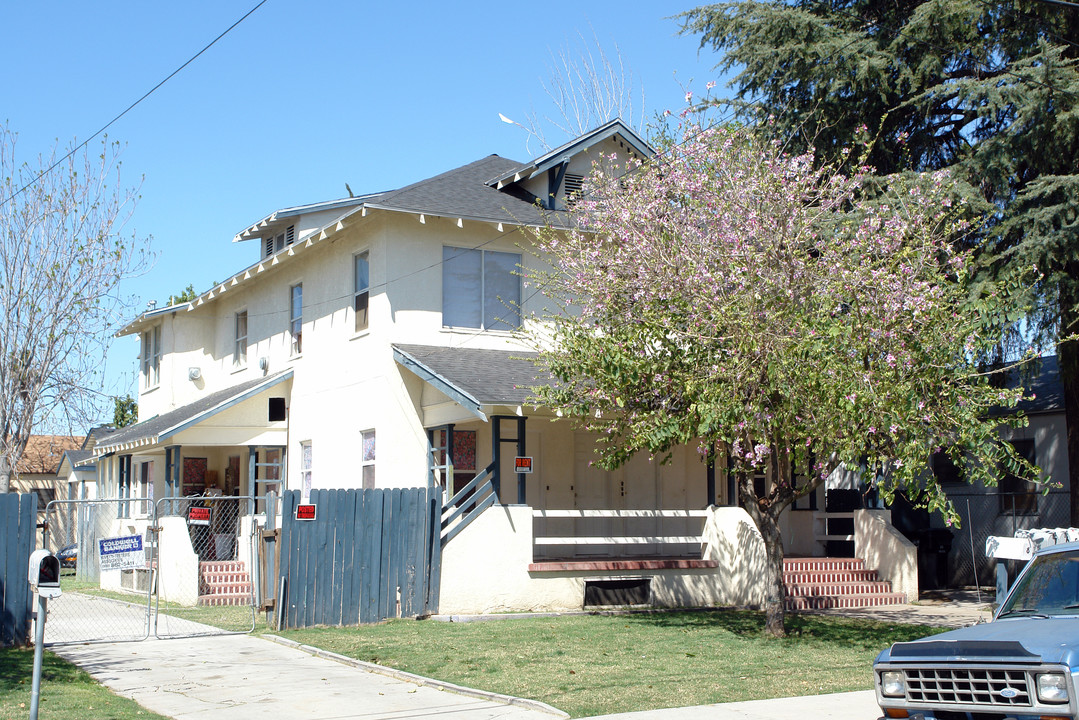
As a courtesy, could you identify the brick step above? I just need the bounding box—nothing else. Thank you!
[783,557,866,573]
[200,561,246,574]
[197,593,252,607]
[783,569,881,584]
[785,581,894,597]
[200,582,253,596]
[201,571,250,584]
[785,593,907,611]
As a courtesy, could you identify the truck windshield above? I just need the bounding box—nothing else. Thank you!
[999,549,1079,617]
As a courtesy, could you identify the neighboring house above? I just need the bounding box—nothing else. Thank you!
[91,120,914,613]
[933,355,1071,588]
[11,435,84,519]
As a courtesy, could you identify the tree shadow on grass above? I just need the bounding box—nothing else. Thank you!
[0,648,90,694]
[618,609,944,649]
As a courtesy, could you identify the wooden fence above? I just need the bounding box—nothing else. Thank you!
[0,493,36,647]
[277,487,442,629]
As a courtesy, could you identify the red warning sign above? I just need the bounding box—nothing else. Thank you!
[514,456,533,473]
[187,507,211,526]
[295,504,317,521]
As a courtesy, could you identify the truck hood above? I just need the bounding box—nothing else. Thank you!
[876,617,1079,667]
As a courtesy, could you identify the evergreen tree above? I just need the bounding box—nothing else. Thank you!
[682,0,1079,521]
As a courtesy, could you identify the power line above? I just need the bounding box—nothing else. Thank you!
[0,1,268,210]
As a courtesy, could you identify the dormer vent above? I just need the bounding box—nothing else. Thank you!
[564,173,585,206]
[263,225,297,259]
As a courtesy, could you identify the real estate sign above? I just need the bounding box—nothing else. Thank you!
[98,535,144,571]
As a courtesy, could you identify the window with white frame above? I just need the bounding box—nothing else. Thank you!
[141,326,161,388]
[234,310,248,367]
[442,247,521,330]
[289,284,302,355]
[361,430,375,489]
[300,441,313,500]
[354,251,369,332]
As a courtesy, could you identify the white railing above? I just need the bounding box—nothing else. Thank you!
[532,509,709,547]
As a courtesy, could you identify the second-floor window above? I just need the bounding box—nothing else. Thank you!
[141,326,160,388]
[354,251,369,332]
[289,284,302,355]
[361,429,375,489]
[442,247,521,330]
[234,310,248,367]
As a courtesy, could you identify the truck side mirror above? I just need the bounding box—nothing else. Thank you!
[28,550,62,599]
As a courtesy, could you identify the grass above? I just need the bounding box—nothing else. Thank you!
[277,609,946,718]
[0,647,169,720]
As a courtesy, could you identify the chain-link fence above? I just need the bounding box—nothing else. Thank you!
[42,498,155,644]
[943,488,1070,588]
[152,495,259,637]
[41,495,264,644]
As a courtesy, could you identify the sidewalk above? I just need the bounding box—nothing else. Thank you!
[49,591,992,720]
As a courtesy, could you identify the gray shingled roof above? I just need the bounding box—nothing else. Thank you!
[366,155,573,228]
[393,344,553,407]
[96,370,292,453]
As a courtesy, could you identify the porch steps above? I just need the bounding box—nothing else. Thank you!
[198,560,253,607]
[783,557,906,611]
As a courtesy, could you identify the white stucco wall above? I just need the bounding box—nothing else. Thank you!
[855,508,918,601]
[438,505,767,614]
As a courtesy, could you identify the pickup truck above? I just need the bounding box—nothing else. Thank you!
[874,541,1079,720]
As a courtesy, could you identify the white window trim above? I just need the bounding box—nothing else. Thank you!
[353,250,370,335]
[234,309,248,369]
[441,246,522,331]
[141,326,161,390]
[289,283,303,356]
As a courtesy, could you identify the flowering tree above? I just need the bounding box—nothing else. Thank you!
[528,123,1037,636]
[0,126,149,493]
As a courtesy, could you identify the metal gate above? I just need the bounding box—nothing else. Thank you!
[43,496,264,644]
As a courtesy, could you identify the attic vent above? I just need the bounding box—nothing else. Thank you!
[564,173,585,206]
[286,225,295,246]
[264,236,274,258]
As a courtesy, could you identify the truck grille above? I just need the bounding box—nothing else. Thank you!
[906,668,1031,707]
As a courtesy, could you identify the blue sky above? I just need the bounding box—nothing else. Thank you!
[1,1,718,410]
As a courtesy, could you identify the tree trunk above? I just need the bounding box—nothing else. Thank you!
[757,509,787,637]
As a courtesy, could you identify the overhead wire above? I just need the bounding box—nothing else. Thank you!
[0,0,268,210]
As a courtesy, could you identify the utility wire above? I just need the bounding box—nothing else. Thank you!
[0,0,268,210]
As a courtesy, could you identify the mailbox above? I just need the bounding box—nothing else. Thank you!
[28,550,62,598]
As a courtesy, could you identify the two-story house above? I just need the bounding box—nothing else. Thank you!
[91,121,915,614]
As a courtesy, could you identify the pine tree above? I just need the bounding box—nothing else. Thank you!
[682,0,1079,522]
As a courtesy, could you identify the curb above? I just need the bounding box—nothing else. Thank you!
[260,633,569,718]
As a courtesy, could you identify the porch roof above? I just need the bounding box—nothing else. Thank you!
[94,370,293,456]
[392,344,554,420]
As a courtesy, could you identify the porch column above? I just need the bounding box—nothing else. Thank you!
[248,447,257,516]
[491,419,502,502]
[516,416,526,505]
[706,457,716,507]
[165,445,181,513]
[118,454,132,518]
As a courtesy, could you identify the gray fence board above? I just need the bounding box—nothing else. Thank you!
[1,493,35,646]
[278,487,440,629]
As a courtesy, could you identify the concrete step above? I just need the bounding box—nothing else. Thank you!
[782,557,903,611]
[783,569,881,584]
[200,581,253,596]
[783,557,867,573]
[197,592,253,607]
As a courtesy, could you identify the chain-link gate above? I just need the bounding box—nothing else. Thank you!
[43,495,267,645]
[42,498,155,644]
[152,495,259,638]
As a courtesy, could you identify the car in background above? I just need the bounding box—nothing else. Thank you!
[874,542,1079,720]
[57,543,77,570]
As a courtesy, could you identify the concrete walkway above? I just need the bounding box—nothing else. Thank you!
[46,591,993,720]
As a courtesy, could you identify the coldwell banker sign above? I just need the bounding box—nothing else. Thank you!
[98,535,144,571]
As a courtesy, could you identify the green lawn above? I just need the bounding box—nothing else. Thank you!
[0,648,168,720]
[277,610,944,718]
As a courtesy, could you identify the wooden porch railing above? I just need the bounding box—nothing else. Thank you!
[440,459,498,547]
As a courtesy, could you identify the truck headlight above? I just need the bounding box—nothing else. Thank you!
[881,671,906,697]
[1037,673,1069,703]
